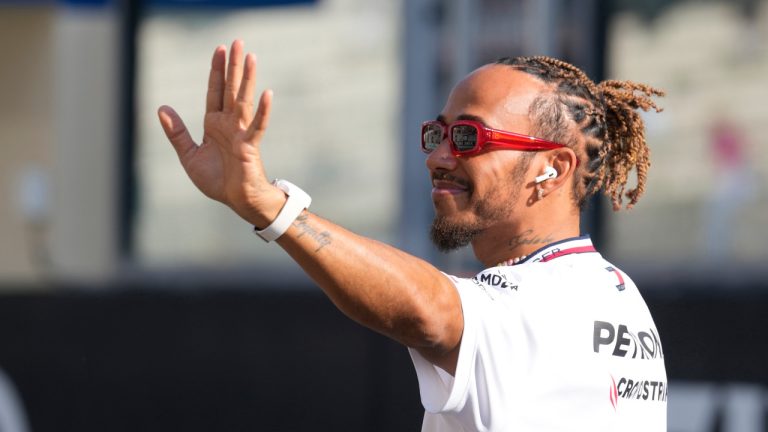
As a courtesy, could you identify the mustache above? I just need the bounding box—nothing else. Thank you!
[431,172,471,189]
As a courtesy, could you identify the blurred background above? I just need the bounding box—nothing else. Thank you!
[0,0,766,430]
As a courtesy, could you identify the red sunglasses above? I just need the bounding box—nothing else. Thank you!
[421,119,566,157]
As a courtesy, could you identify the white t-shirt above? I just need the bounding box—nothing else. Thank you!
[409,236,666,432]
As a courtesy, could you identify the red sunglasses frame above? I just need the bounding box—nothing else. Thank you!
[421,119,567,157]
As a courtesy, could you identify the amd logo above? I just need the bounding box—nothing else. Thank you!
[474,272,518,290]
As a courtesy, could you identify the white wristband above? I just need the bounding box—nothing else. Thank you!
[253,179,312,242]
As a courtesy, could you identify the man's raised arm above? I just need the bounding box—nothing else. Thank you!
[157,40,462,374]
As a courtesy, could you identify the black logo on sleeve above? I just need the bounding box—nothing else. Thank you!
[593,320,664,360]
[605,266,626,291]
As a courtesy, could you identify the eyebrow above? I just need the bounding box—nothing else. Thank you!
[435,113,489,125]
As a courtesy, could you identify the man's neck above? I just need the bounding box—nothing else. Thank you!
[471,220,580,267]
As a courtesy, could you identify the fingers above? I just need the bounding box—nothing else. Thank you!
[223,40,244,112]
[158,105,197,162]
[236,53,257,119]
[207,40,266,138]
[206,45,226,113]
[246,89,273,141]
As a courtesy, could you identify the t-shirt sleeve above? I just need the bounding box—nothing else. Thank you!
[407,274,489,414]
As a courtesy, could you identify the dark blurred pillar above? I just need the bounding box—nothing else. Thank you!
[118,0,142,261]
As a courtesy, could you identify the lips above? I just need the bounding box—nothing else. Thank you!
[431,173,470,195]
[433,179,467,192]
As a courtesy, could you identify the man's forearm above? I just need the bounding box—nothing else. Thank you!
[275,211,463,355]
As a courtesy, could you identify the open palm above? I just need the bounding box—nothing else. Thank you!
[158,40,278,225]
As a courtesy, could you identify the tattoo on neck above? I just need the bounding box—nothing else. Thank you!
[292,213,332,252]
[508,229,554,251]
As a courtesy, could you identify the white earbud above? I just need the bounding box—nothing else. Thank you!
[534,166,558,184]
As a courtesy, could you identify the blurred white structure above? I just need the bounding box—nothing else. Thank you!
[0,367,29,432]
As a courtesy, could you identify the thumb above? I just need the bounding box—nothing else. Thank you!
[158,105,197,162]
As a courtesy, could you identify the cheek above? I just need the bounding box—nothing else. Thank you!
[467,164,509,194]
[463,152,532,194]
[474,166,530,205]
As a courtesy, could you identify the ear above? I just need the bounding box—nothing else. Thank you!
[537,147,578,197]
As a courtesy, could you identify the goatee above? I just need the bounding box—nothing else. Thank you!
[429,191,504,252]
[429,215,484,252]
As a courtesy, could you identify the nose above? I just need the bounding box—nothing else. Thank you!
[425,138,458,172]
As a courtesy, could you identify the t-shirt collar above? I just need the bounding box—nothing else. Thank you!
[517,235,597,265]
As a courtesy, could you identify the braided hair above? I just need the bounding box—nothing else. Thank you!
[495,56,664,210]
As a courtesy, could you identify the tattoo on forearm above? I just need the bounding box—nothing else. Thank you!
[508,229,554,250]
[293,213,332,252]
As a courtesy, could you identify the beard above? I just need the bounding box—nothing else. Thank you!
[429,156,531,252]
[429,191,508,252]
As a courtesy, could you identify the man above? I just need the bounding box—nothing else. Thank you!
[158,40,666,431]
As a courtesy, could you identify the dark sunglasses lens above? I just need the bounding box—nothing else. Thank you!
[451,125,478,152]
[422,123,443,151]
